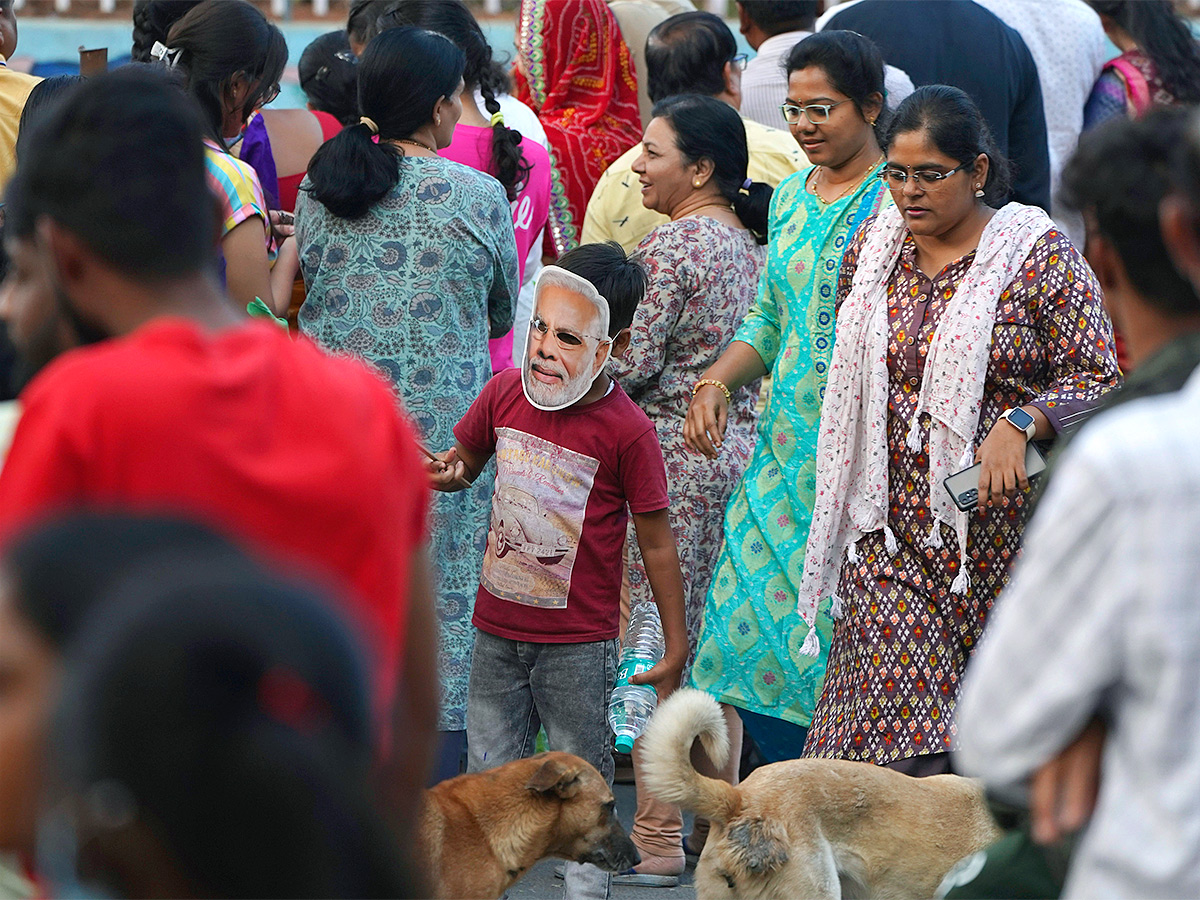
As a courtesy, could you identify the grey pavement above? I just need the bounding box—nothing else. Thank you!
[505,780,697,900]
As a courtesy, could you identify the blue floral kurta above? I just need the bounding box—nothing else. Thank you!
[296,156,518,731]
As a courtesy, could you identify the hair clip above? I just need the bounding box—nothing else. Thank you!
[150,41,183,69]
[740,177,752,193]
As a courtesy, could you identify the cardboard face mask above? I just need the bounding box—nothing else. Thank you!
[521,266,612,412]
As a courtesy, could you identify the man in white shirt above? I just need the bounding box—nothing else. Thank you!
[973,0,1107,244]
[955,112,1200,899]
[736,0,913,131]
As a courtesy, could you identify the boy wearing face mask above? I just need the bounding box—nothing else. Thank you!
[429,242,687,900]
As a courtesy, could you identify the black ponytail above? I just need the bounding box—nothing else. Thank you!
[377,0,530,200]
[1090,0,1200,105]
[305,26,465,220]
[651,93,773,244]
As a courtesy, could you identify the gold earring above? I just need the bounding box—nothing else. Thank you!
[693,179,702,188]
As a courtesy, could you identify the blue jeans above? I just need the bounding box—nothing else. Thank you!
[467,630,619,900]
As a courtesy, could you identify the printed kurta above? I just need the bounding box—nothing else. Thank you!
[688,166,888,728]
[296,156,519,731]
[612,217,765,679]
[803,225,1120,766]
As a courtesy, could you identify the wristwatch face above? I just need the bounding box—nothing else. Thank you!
[1006,408,1035,433]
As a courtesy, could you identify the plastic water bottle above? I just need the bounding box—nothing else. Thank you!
[608,602,664,754]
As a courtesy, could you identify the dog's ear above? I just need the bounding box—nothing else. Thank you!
[724,818,790,875]
[526,757,584,799]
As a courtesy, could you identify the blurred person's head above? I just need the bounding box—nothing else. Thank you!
[298,30,358,126]
[0,0,20,61]
[304,27,465,220]
[346,0,395,57]
[882,85,1011,237]
[161,0,287,144]
[376,0,530,201]
[634,94,773,244]
[0,512,250,855]
[1152,111,1200,331]
[0,67,217,391]
[782,30,885,170]
[41,565,414,898]
[1062,109,1200,368]
[15,75,84,162]
[129,0,202,62]
[646,11,743,108]
[1088,0,1200,105]
[735,1,819,50]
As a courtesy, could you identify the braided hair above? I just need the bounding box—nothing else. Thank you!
[130,0,203,62]
[378,0,530,200]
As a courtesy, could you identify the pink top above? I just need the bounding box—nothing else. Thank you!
[442,124,551,372]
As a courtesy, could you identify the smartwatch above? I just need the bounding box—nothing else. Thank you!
[999,407,1036,441]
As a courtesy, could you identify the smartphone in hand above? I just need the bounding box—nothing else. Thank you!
[943,443,1048,512]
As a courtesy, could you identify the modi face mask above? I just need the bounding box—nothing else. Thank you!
[521,266,613,411]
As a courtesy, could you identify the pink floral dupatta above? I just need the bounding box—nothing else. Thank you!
[795,202,1054,656]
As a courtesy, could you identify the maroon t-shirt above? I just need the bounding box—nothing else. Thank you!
[455,369,668,643]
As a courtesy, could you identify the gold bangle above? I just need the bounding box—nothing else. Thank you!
[692,378,731,403]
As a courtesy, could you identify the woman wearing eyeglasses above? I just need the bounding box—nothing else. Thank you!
[154,0,290,316]
[797,85,1120,775]
[682,30,890,781]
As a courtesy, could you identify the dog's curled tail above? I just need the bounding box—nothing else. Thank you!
[640,688,740,824]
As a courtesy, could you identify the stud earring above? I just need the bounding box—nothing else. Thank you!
[975,185,984,198]
[694,179,702,188]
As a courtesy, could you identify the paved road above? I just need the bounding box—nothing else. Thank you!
[506,780,698,900]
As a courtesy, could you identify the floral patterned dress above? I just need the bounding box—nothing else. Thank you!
[612,217,764,677]
[803,224,1120,767]
[295,156,519,732]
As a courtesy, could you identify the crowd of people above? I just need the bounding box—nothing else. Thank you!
[0,0,1197,897]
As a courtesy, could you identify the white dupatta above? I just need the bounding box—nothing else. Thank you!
[796,202,1055,656]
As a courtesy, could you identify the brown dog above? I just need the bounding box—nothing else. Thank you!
[641,689,1001,900]
[417,751,639,899]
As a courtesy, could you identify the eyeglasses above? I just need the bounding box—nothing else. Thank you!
[730,53,749,72]
[258,82,281,107]
[529,316,609,349]
[779,99,848,126]
[879,164,968,190]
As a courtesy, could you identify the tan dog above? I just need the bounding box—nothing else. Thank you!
[417,751,639,899]
[641,689,1001,900]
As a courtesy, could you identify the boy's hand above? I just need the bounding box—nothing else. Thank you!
[426,447,472,491]
[629,651,685,699]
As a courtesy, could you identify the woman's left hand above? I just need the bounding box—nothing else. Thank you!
[974,419,1031,509]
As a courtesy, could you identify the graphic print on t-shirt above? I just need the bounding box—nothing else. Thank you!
[481,427,599,608]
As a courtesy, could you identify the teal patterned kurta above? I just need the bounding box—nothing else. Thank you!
[689,165,888,728]
[295,156,518,731]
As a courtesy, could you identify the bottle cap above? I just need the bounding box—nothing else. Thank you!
[614,734,634,754]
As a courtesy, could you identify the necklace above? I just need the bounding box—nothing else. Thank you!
[808,154,884,205]
[676,202,734,221]
[397,137,436,153]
